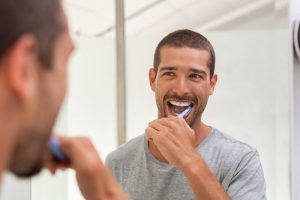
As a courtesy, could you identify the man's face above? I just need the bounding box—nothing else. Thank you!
[149,46,217,126]
[9,20,74,177]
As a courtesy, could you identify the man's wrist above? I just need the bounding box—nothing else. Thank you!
[178,151,203,174]
[95,165,128,200]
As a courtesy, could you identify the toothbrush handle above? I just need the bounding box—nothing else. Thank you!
[49,136,70,163]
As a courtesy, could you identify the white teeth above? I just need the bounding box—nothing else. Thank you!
[169,100,191,107]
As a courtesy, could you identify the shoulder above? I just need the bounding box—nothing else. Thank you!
[106,134,145,166]
[209,128,258,158]
[201,128,262,173]
[204,128,266,197]
[210,130,267,199]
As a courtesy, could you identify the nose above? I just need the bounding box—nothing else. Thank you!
[172,76,190,96]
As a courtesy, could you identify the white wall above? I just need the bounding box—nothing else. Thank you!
[0,173,30,200]
[126,30,290,200]
[66,36,117,200]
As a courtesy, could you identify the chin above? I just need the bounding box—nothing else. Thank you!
[10,157,44,178]
[9,133,48,178]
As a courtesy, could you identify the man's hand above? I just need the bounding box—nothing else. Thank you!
[146,116,198,170]
[46,136,128,200]
[146,119,231,200]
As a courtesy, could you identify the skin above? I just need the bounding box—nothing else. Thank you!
[47,136,128,200]
[0,8,128,200]
[146,46,231,200]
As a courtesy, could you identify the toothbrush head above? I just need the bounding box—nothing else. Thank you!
[177,106,192,118]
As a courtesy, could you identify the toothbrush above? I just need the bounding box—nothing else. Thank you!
[49,135,69,163]
[177,106,192,118]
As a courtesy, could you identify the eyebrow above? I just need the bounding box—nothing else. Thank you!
[159,66,176,72]
[190,68,207,76]
[159,66,208,76]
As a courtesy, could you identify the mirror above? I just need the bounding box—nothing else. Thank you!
[28,0,290,200]
[294,16,300,59]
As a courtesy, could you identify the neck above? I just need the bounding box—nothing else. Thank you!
[191,118,211,147]
[0,114,15,181]
[0,93,19,181]
[148,115,211,164]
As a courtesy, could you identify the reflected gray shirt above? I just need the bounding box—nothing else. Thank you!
[106,128,267,200]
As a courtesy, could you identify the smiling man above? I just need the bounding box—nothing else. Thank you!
[106,29,267,200]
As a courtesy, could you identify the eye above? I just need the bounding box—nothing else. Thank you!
[190,73,203,80]
[163,71,175,77]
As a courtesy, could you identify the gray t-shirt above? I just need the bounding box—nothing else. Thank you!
[106,128,266,200]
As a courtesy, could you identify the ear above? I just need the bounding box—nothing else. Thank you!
[148,68,156,92]
[5,35,38,102]
[209,74,218,95]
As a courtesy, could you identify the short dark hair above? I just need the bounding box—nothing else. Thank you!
[153,29,215,78]
[0,0,64,69]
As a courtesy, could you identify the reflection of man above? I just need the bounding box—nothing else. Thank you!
[106,29,267,200]
[0,0,127,199]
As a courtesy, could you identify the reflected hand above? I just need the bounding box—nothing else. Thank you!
[46,136,128,200]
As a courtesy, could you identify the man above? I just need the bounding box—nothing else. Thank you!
[106,29,267,200]
[0,0,127,199]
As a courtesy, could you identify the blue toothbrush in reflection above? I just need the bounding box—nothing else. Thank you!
[177,106,192,118]
[49,135,69,163]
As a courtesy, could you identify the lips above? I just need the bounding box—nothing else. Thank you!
[166,100,193,117]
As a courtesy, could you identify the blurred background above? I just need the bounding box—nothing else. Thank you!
[1,0,298,199]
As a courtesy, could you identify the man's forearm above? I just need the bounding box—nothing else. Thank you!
[181,153,231,200]
[81,165,129,200]
[100,171,129,200]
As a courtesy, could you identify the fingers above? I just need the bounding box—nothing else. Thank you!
[148,120,170,133]
[146,117,195,148]
[52,136,104,175]
[45,156,69,174]
[145,126,159,141]
[147,118,190,140]
[59,136,95,157]
[46,135,71,174]
[146,125,179,148]
[47,136,126,200]
[150,117,188,129]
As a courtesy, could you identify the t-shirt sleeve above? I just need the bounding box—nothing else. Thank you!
[227,150,267,200]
